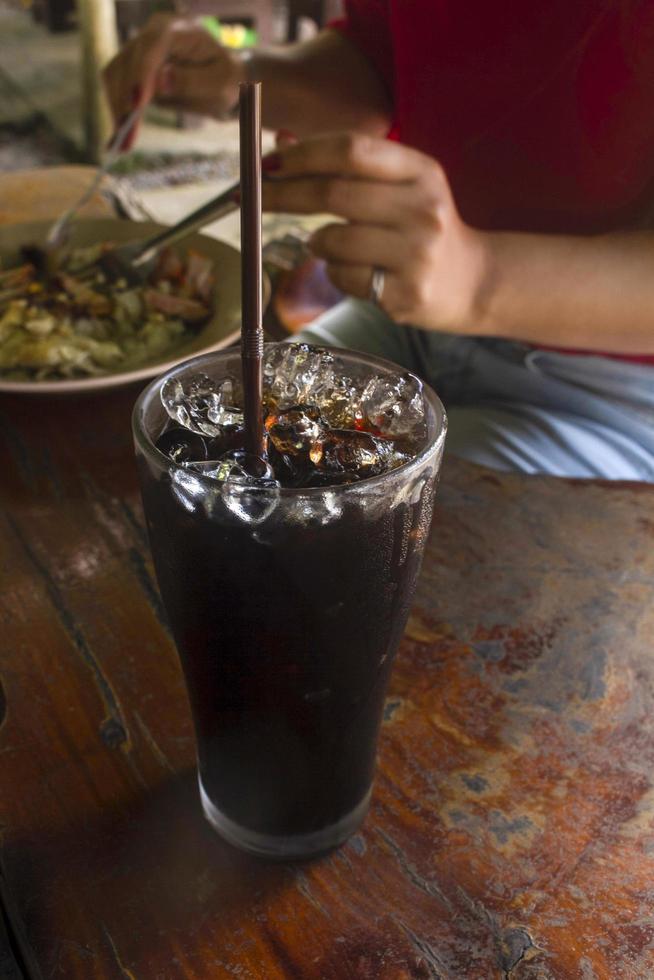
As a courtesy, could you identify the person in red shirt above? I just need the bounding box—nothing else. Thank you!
[104,3,654,479]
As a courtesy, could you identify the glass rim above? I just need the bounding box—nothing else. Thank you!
[132,344,448,497]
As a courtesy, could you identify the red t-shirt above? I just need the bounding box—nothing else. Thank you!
[332,0,654,363]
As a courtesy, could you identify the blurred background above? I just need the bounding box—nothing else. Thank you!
[0,0,345,332]
[0,0,342,168]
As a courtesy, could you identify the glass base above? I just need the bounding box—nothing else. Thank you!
[199,778,371,860]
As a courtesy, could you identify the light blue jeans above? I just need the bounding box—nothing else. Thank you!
[298,299,654,481]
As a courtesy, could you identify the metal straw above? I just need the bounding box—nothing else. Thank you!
[239,81,266,465]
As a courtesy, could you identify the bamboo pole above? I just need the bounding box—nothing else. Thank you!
[76,0,119,163]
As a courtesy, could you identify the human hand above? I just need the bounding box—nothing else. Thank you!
[261,132,490,333]
[103,14,244,141]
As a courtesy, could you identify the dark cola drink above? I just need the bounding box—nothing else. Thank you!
[133,345,446,858]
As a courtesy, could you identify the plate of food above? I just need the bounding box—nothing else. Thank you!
[0,218,265,395]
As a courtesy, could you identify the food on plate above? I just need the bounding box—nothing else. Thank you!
[0,243,215,381]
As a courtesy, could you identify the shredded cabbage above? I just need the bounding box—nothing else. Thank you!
[0,245,215,381]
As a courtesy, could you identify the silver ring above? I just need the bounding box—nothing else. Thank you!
[368,266,385,306]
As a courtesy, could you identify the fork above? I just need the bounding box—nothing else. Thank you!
[45,106,144,251]
[75,178,244,286]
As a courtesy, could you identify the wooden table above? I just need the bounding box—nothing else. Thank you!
[2,378,654,979]
[0,167,114,227]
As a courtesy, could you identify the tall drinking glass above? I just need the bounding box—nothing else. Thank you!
[133,347,446,859]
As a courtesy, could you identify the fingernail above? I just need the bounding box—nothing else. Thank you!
[262,152,282,173]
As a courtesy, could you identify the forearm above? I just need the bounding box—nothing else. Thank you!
[236,30,392,137]
[476,230,654,354]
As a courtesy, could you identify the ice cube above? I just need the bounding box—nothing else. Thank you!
[184,452,279,524]
[170,466,213,515]
[263,344,335,408]
[217,451,280,524]
[204,425,246,460]
[287,489,343,524]
[186,450,270,480]
[312,375,363,429]
[155,427,208,464]
[161,373,244,438]
[264,404,325,455]
[309,429,399,479]
[358,372,425,439]
[265,443,307,487]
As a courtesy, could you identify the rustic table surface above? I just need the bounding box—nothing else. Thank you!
[0,167,114,227]
[3,388,654,980]
[2,172,654,980]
